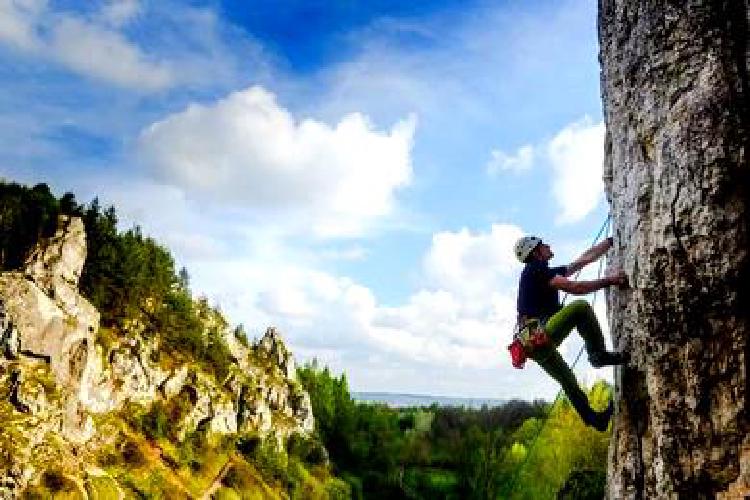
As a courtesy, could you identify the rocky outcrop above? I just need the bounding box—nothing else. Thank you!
[0,216,100,441]
[0,215,315,497]
[256,326,297,379]
[599,1,749,498]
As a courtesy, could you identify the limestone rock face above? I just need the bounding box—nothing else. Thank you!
[257,327,297,379]
[0,215,100,442]
[23,216,87,310]
[599,2,749,498]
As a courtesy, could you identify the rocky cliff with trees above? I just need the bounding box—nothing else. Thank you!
[0,181,343,498]
[599,1,749,498]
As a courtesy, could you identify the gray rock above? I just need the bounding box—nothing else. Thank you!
[599,1,750,498]
[23,216,87,306]
[0,217,100,442]
[256,327,297,380]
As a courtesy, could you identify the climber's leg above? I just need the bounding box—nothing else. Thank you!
[545,299,604,351]
[535,349,589,416]
[535,350,612,431]
[545,299,628,368]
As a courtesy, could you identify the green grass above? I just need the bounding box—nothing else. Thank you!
[84,473,121,499]
[213,487,242,500]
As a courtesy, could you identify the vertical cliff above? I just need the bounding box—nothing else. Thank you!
[599,1,749,498]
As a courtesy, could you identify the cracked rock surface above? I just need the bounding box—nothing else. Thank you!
[599,1,749,498]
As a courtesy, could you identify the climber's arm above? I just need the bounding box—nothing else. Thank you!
[565,237,614,276]
[549,270,626,295]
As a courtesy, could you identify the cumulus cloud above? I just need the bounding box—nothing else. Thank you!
[423,224,523,299]
[92,182,508,372]
[486,144,534,176]
[138,86,416,237]
[104,197,525,373]
[367,224,523,368]
[547,117,605,224]
[250,223,524,370]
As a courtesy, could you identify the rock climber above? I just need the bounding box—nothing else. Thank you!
[513,235,629,431]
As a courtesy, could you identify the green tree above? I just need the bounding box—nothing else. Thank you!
[0,181,61,270]
[505,383,612,499]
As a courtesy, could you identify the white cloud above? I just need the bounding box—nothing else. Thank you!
[138,86,416,237]
[264,223,527,370]
[356,224,524,369]
[50,16,172,91]
[547,117,605,224]
[0,1,172,90]
[0,1,256,92]
[99,0,141,27]
[0,0,44,50]
[486,144,534,176]
[423,224,524,299]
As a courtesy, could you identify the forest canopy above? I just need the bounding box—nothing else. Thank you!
[298,360,611,499]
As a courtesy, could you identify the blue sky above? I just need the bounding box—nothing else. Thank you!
[1,0,615,399]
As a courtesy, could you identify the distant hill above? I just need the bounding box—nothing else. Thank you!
[353,391,505,409]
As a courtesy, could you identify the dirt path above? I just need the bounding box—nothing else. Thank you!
[201,456,235,499]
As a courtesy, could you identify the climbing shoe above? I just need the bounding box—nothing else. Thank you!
[589,400,614,432]
[589,350,630,368]
[579,400,615,432]
[579,400,614,431]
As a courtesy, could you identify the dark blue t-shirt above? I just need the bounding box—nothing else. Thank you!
[517,261,568,321]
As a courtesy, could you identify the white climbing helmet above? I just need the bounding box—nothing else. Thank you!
[514,236,542,263]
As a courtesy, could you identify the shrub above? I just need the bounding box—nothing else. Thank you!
[221,460,264,493]
[325,477,352,500]
[41,470,70,492]
[178,431,210,471]
[253,439,288,483]
[288,434,328,466]
[557,469,606,500]
[121,439,147,467]
[139,402,170,440]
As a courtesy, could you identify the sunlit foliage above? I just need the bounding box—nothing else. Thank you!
[299,360,611,499]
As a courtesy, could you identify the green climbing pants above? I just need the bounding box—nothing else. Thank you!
[530,299,607,420]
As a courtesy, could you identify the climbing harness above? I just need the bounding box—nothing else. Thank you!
[503,213,612,497]
[509,318,551,369]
